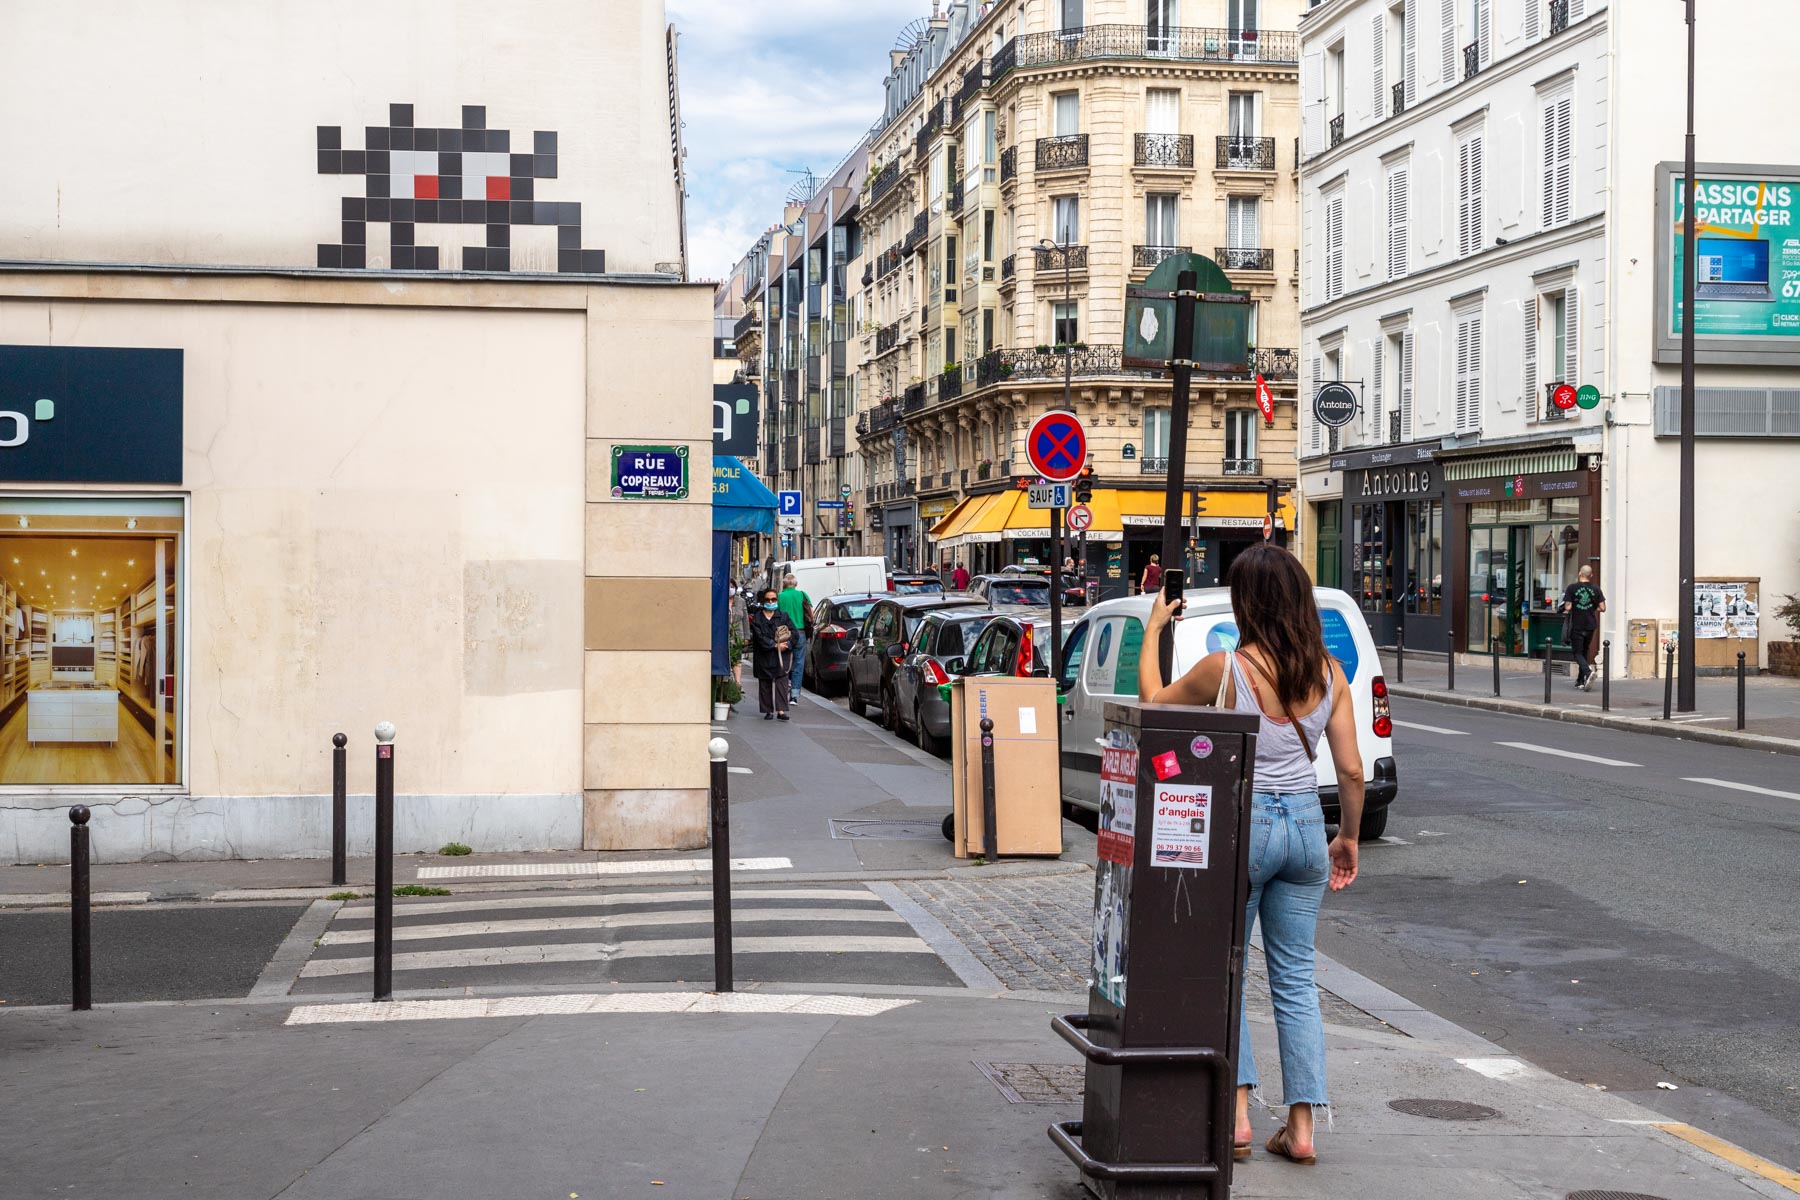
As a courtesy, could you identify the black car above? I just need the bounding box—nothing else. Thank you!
[846,594,986,727]
[888,572,944,596]
[967,573,1052,607]
[892,608,998,755]
[802,592,885,695]
[958,610,1059,681]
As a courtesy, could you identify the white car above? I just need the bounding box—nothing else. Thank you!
[770,556,889,599]
[1055,587,1398,841]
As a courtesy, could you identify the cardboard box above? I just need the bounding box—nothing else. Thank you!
[950,675,1063,858]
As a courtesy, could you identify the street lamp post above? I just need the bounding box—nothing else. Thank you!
[1038,235,1074,684]
[1677,0,1698,711]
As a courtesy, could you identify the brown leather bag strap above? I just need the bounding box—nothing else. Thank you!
[1242,653,1321,764]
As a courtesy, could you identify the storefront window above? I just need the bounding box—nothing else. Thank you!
[1352,503,1392,614]
[0,496,184,786]
[1403,500,1442,615]
[1466,496,1583,654]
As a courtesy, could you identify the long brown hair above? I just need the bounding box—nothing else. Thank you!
[1226,543,1328,712]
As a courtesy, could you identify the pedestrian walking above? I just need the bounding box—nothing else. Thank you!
[951,561,970,591]
[749,586,797,721]
[777,573,813,701]
[1559,566,1607,691]
[1139,553,1162,596]
[1136,542,1364,1168]
[727,581,750,691]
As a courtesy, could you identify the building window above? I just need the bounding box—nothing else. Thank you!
[983,210,995,261]
[1386,162,1409,279]
[1052,195,1080,244]
[1457,130,1484,257]
[1542,87,1574,229]
[1147,193,1179,247]
[1227,195,1259,249]
[1227,91,1257,137]
[984,111,998,182]
[1053,91,1080,137]
[1404,499,1443,615]
[1143,407,1171,461]
[1327,43,1346,120]
[1147,0,1178,55]
[1323,190,1345,302]
[1053,302,1079,345]
[1060,0,1083,31]
[1147,87,1182,135]
[1525,286,1578,421]
[1454,307,1483,433]
[1225,409,1258,466]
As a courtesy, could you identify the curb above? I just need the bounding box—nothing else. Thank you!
[1389,683,1800,757]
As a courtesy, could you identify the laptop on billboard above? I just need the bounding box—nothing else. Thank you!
[1695,236,1774,301]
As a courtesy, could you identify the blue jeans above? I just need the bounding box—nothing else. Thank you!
[789,633,808,696]
[1237,790,1330,1107]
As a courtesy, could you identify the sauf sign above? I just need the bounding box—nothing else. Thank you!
[0,346,184,484]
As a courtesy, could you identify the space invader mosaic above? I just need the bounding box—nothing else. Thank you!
[316,103,605,274]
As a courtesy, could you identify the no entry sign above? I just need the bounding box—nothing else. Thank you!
[1027,410,1088,482]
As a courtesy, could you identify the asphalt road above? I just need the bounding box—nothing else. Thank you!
[0,902,306,1007]
[1321,696,1800,1165]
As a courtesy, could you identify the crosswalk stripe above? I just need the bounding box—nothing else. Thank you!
[286,992,916,1025]
[320,907,906,946]
[297,935,938,978]
[333,887,877,920]
[416,857,792,880]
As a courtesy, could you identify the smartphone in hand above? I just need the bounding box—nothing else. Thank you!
[1161,566,1185,618]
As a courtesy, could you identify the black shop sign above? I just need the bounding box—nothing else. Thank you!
[1356,464,1437,500]
[0,346,184,484]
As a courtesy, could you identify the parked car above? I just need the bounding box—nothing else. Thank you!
[967,573,1051,607]
[802,592,886,695]
[1054,588,1398,841]
[956,609,1059,680]
[888,572,945,596]
[891,608,999,755]
[845,594,987,727]
[771,556,888,599]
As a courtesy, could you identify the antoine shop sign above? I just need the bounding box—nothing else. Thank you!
[0,346,184,484]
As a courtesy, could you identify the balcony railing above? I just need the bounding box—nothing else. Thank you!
[957,59,989,110]
[993,26,1298,74]
[1216,246,1274,272]
[876,322,900,354]
[733,305,760,342]
[973,344,1159,388]
[829,416,847,457]
[1036,134,1089,172]
[1139,456,1169,474]
[869,159,900,205]
[1133,244,1191,270]
[1000,253,1016,281]
[805,425,822,465]
[1135,132,1194,168]
[1034,244,1088,273]
[1463,41,1480,80]
[1216,135,1276,170]
[938,367,963,403]
[1253,347,1299,380]
[1000,145,1017,184]
[903,383,926,413]
[1222,457,1262,476]
[1549,0,1570,35]
[878,242,903,279]
[1392,80,1406,116]
[1328,113,1345,148]
[782,434,798,465]
[948,179,964,213]
[861,262,874,287]
[904,210,928,254]
[855,411,869,436]
[870,403,896,433]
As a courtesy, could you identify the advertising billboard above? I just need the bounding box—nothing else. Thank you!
[1655,163,1800,365]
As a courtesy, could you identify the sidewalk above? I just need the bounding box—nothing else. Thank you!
[1382,648,1800,756]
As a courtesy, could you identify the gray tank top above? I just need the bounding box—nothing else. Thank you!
[1224,651,1333,794]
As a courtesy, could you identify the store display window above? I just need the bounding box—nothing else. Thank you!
[1464,497,1580,655]
[0,496,184,786]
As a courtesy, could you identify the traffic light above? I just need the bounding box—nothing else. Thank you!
[1074,465,1095,504]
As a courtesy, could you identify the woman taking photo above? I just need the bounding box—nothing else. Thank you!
[1137,543,1364,1166]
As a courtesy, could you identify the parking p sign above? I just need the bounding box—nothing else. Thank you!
[778,491,802,518]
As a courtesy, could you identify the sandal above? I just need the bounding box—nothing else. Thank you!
[1265,1125,1316,1166]
[1233,1142,1252,1161]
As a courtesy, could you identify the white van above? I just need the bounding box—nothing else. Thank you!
[771,557,890,600]
[1055,587,1398,840]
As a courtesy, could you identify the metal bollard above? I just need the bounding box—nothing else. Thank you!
[70,805,92,1012]
[1491,637,1501,698]
[979,716,998,862]
[1396,621,1406,685]
[1663,646,1675,721]
[373,721,396,1002]
[1602,640,1612,712]
[1737,651,1747,731]
[1543,636,1554,705]
[331,732,348,887]
[708,737,734,993]
[1446,619,1455,691]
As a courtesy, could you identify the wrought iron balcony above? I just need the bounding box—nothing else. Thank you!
[903,383,926,413]
[938,367,963,403]
[939,471,952,489]
[1216,135,1276,170]
[904,211,928,254]
[1139,456,1169,474]
[870,403,896,432]
[876,322,900,354]
[1034,244,1088,273]
[1392,81,1406,116]
[1135,133,1194,168]
[1000,254,1016,281]
[994,26,1297,71]
[877,243,903,279]
[861,262,874,287]
[957,60,989,110]
[1036,134,1089,172]
[1215,246,1274,272]
[972,344,1158,388]
[1000,145,1017,184]
[991,39,1018,80]
[869,159,901,206]
[1133,244,1191,270]
[1463,41,1480,80]
[1328,113,1345,148]
[1549,0,1570,35]
[1252,347,1299,380]
[829,416,847,457]
[948,179,964,213]
[782,434,798,465]
[1222,457,1262,476]
[733,305,760,342]
[855,411,869,436]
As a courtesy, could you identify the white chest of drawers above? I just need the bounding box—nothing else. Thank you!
[27,690,119,745]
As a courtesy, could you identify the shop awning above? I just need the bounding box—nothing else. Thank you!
[1117,489,1295,531]
[711,455,778,534]
[932,491,1015,547]
[932,486,1294,547]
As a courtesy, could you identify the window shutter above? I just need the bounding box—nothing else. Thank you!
[1387,166,1409,279]
[1400,330,1414,440]
[1565,285,1579,389]
[1325,195,1345,301]
[1459,135,1484,257]
[1569,0,1584,18]
[1372,12,1386,120]
[1477,0,1491,66]
[1403,0,1417,104]
[1440,0,1456,85]
[1454,320,1469,430]
[1371,339,1386,442]
[1467,316,1483,432]
[1525,0,1539,43]
[1310,356,1323,453]
[1552,95,1574,226]
[1523,296,1539,420]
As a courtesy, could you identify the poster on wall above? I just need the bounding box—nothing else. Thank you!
[1657,165,1800,364]
[1091,730,1138,1008]
[1694,582,1758,640]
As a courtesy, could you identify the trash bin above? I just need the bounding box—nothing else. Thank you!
[1048,700,1260,1199]
[947,675,1062,858]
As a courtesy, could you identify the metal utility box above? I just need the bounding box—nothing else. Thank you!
[1050,701,1259,1199]
[948,675,1063,858]
[1627,618,1659,679]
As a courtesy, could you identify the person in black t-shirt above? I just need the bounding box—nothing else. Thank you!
[1559,567,1607,690]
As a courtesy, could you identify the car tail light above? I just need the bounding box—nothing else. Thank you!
[890,642,909,665]
[1371,673,1393,738]
[820,623,848,638]
[921,658,951,686]
[1017,626,1035,677]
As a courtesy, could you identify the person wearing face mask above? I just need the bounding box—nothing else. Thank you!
[749,587,799,721]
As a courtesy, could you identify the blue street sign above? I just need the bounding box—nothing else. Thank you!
[816,499,846,509]
[778,490,802,517]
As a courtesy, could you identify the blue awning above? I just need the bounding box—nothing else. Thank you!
[712,455,778,533]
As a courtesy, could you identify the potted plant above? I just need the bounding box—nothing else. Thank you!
[977,458,993,479]
[1035,343,1052,355]
[1773,579,1800,677]
[712,676,743,721]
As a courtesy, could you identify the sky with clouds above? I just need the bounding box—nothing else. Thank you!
[669,0,930,282]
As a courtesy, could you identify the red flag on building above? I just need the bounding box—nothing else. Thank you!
[1255,374,1274,424]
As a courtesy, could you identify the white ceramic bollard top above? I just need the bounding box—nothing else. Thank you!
[375,721,397,744]
[708,737,729,762]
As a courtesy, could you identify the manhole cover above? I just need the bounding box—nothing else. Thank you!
[1566,1193,1673,1200]
[976,1061,1085,1104]
[1388,1098,1502,1121]
[830,818,946,841]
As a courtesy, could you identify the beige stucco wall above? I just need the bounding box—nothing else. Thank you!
[0,0,683,276]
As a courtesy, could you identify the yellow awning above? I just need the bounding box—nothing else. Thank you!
[1115,489,1295,530]
[935,487,1294,547]
[933,491,1015,546]
[927,494,981,539]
